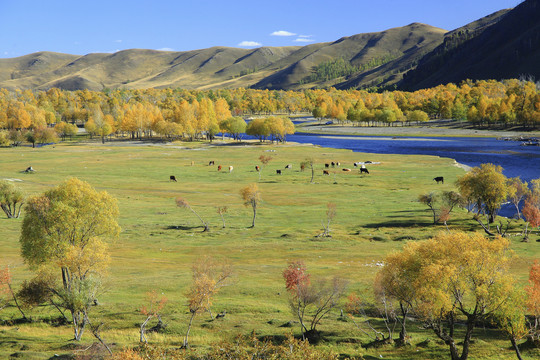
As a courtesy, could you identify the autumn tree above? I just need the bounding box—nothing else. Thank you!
[283,261,347,342]
[216,206,228,228]
[382,231,515,360]
[175,197,209,232]
[318,202,336,237]
[494,287,528,360]
[240,183,261,228]
[139,290,168,343]
[506,177,530,220]
[20,178,120,340]
[525,260,540,344]
[54,121,78,141]
[0,265,27,320]
[457,163,508,223]
[0,180,25,219]
[220,116,246,141]
[183,256,232,348]
[258,155,272,181]
[300,157,315,183]
[418,191,463,225]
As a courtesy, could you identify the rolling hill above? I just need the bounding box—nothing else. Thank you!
[3,0,538,92]
[0,23,446,91]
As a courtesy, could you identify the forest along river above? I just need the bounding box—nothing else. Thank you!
[283,132,540,219]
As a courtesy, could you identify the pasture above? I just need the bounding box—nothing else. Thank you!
[0,139,538,359]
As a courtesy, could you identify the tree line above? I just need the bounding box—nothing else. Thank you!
[0,78,538,147]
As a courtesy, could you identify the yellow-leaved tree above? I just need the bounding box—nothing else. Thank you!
[183,256,232,348]
[19,178,120,340]
[378,231,515,360]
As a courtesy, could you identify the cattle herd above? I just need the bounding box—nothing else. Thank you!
[167,158,445,184]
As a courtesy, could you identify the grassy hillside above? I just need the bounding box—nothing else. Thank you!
[0,23,446,91]
[0,139,538,359]
[399,0,539,90]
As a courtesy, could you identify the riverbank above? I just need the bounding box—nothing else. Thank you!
[296,118,540,138]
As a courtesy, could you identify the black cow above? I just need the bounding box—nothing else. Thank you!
[325,163,330,168]
[360,168,369,174]
[208,160,215,166]
[434,176,444,184]
[323,170,329,175]
[276,169,282,175]
[170,175,177,182]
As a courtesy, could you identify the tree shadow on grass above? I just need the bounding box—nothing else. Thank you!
[165,225,204,231]
[363,219,434,228]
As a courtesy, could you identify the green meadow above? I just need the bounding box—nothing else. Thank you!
[0,139,538,359]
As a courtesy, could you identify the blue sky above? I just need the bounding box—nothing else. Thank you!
[0,0,521,58]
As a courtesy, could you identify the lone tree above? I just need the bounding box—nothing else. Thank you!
[176,197,209,232]
[0,180,25,219]
[240,183,261,228]
[183,256,232,348]
[19,178,120,341]
[300,158,315,183]
[282,261,347,342]
[318,202,336,237]
[457,163,508,223]
[258,155,272,181]
[381,231,515,360]
[140,290,168,344]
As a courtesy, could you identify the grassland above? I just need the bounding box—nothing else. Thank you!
[0,139,538,359]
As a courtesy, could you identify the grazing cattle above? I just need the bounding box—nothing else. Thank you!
[342,168,351,172]
[331,162,335,167]
[169,175,177,182]
[323,170,329,175]
[354,162,359,167]
[325,163,330,168]
[336,162,340,167]
[365,161,372,164]
[360,168,369,174]
[276,169,282,175]
[255,165,260,172]
[218,165,222,171]
[209,160,215,166]
[285,164,292,169]
[24,166,35,173]
[434,176,444,184]
[229,166,233,173]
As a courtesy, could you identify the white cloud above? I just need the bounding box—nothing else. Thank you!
[238,41,262,47]
[298,34,313,38]
[294,38,314,43]
[157,47,175,52]
[271,30,296,37]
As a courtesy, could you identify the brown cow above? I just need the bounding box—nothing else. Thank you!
[323,170,329,175]
[342,168,351,172]
[170,175,177,182]
[218,165,222,171]
[255,165,260,172]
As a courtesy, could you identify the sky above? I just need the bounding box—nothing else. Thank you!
[0,0,522,58]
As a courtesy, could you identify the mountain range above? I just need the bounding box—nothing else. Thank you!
[1,0,538,92]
